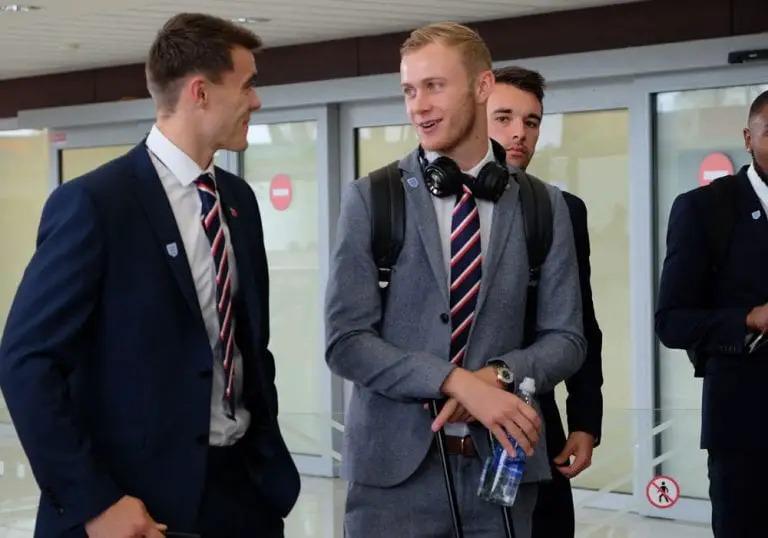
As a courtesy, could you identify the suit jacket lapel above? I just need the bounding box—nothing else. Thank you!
[474,169,520,315]
[129,142,206,330]
[399,150,450,307]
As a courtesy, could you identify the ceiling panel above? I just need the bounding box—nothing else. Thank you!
[0,0,641,80]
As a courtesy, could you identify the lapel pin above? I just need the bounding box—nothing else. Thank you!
[407,177,418,188]
[229,207,238,218]
[166,242,179,258]
[752,210,761,220]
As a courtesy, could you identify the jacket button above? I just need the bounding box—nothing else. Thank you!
[199,369,212,379]
[196,434,208,445]
[440,313,450,323]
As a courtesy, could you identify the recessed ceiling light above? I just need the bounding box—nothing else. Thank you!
[232,16,271,24]
[0,4,41,12]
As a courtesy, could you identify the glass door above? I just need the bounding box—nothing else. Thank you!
[237,105,341,477]
[639,62,768,524]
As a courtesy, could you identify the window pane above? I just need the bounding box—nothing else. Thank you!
[654,83,768,500]
[243,121,321,456]
[527,109,631,493]
[60,145,135,182]
[356,125,419,177]
[0,129,50,427]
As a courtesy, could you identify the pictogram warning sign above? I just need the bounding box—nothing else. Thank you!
[646,475,679,509]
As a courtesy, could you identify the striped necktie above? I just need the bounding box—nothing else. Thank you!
[449,183,482,365]
[195,173,236,418]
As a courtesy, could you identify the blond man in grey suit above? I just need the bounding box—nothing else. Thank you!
[325,22,586,538]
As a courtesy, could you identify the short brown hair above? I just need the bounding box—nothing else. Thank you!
[146,13,263,111]
[492,66,546,105]
[400,22,492,77]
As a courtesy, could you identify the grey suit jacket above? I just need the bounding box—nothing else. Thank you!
[325,146,586,489]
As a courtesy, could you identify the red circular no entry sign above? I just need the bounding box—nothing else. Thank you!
[698,152,734,186]
[270,174,293,211]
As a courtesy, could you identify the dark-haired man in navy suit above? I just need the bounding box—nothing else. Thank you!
[656,89,768,538]
[0,12,299,538]
[487,66,604,538]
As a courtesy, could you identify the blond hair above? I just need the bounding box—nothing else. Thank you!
[400,22,492,76]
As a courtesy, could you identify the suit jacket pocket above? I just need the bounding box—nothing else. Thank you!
[244,426,300,518]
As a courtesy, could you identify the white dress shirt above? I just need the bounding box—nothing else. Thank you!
[146,125,250,446]
[747,162,768,216]
[424,140,496,437]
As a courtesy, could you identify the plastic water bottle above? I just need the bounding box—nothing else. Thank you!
[477,377,537,506]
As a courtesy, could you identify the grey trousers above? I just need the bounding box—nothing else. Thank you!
[344,449,539,538]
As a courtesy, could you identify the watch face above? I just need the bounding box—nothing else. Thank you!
[499,369,514,384]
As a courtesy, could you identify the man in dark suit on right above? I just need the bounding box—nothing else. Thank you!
[656,89,768,538]
[487,66,604,537]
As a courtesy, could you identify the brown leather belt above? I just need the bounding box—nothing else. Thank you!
[442,435,478,457]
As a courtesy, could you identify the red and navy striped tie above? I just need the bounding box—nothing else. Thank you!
[195,173,236,418]
[449,183,482,365]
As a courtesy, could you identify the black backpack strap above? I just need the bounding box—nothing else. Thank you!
[517,172,554,346]
[369,160,405,306]
[686,173,739,377]
[705,175,738,274]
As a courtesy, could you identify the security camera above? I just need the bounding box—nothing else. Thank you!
[728,49,768,64]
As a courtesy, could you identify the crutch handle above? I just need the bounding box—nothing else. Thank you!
[429,400,464,538]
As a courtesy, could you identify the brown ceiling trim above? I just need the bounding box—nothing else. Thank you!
[1,0,764,119]
[257,37,359,87]
[0,70,95,118]
[732,0,766,36]
[93,64,148,103]
[357,0,732,76]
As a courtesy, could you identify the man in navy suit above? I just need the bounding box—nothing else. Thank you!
[656,89,768,538]
[487,66,604,537]
[0,12,299,538]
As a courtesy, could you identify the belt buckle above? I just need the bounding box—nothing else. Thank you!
[460,436,468,456]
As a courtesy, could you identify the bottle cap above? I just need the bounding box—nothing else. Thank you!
[519,377,536,395]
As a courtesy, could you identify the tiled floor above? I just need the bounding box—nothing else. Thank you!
[0,424,712,537]
[282,476,712,538]
[0,475,713,537]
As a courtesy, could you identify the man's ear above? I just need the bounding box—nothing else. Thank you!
[189,76,208,108]
[476,69,495,103]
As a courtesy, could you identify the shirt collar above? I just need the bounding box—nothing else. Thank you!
[747,162,766,194]
[146,124,215,187]
[424,139,495,177]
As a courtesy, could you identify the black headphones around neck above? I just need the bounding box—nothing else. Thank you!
[419,139,510,202]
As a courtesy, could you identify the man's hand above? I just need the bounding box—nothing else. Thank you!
[553,431,595,479]
[747,304,768,334]
[435,368,541,456]
[85,496,167,538]
[425,366,501,424]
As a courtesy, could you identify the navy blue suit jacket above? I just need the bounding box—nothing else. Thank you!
[0,142,300,536]
[656,166,768,450]
[540,191,604,457]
